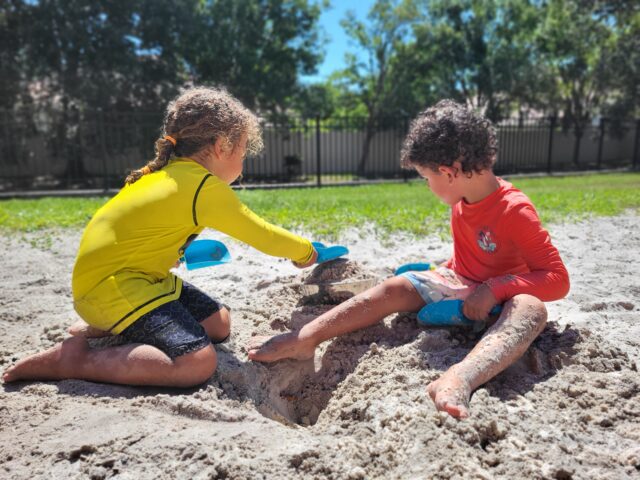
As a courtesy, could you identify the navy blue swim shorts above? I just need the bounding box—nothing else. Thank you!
[119,281,227,359]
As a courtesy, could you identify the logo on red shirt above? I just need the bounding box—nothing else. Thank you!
[477,228,497,253]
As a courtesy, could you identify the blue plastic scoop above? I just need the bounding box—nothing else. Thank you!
[312,241,349,264]
[181,239,231,270]
[395,262,434,275]
[417,299,503,327]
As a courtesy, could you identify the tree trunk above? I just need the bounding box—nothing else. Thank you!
[356,116,376,177]
[572,129,582,167]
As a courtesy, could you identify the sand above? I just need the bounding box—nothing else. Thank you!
[1,214,639,480]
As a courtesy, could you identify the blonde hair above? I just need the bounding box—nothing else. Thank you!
[125,86,263,184]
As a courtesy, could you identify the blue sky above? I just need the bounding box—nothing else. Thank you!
[301,0,376,84]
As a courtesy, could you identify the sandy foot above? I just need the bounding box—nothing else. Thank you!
[2,336,89,383]
[247,334,316,362]
[68,320,112,338]
[426,370,472,419]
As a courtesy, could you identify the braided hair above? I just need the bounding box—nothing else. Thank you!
[125,86,263,184]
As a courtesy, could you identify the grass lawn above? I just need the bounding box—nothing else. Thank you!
[1,172,639,239]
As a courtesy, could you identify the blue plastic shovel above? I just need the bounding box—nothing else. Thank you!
[312,241,349,264]
[181,239,231,270]
[417,299,503,327]
[394,262,434,275]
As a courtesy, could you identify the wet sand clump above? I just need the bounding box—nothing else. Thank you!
[302,259,379,303]
[303,258,376,284]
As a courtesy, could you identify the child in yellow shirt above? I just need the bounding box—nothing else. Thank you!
[3,86,317,388]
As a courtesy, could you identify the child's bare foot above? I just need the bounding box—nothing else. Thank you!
[2,336,89,383]
[247,333,316,362]
[68,320,111,338]
[427,370,471,419]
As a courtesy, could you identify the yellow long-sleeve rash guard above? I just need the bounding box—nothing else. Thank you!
[72,158,314,333]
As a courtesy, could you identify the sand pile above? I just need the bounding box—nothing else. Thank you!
[301,259,379,303]
[1,214,639,479]
[304,258,376,284]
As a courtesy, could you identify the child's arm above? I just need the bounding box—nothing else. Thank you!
[197,181,315,265]
[484,205,570,304]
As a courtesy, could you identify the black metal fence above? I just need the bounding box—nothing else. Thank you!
[1,109,638,194]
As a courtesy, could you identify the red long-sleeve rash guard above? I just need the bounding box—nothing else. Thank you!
[445,178,570,303]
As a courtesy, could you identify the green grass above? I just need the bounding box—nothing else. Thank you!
[1,172,639,238]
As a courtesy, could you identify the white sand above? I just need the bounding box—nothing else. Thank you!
[1,214,639,479]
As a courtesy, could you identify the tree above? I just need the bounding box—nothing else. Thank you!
[592,3,640,125]
[337,0,416,176]
[0,1,26,110]
[183,0,327,118]
[4,0,194,183]
[404,0,543,122]
[291,83,337,119]
[2,0,327,185]
[535,0,616,165]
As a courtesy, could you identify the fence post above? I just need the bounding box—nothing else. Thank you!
[402,117,409,182]
[315,116,321,187]
[546,116,556,174]
[596,117,605,169]
[633,119,640,171]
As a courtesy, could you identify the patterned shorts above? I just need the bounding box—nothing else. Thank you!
[119,281,226,359]
[399,267,478,305]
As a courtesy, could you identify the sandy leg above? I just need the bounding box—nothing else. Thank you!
[427,294,547,419]
[3,337,218,388]
[68,320,112,338]
[248,276,425,363]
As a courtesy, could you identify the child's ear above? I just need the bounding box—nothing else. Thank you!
[213,137,232,158]
[438,165,457,181]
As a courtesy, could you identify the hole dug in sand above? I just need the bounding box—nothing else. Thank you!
[250,358,332,427]
[255,260,383,426]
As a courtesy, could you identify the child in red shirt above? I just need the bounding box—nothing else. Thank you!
[248,100,570,419]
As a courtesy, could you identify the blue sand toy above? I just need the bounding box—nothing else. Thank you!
[312,241,349,264]
[182,239,231,270]
[394,262,434,275]
[418,299,503,327]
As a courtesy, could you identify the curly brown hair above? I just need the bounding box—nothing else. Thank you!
[125,86,263,184]
[400,100,498,174]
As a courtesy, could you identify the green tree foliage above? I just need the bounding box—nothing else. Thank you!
[0,1,26,110]
[291,83,337,119]
[594,3,640,125]
[1,0,326,182]
[404,0,544,122]
[535,0,618,164]
[334,0,416,175]
[1,0,193,180]
[183,0,326,117]
[13,0,190,112]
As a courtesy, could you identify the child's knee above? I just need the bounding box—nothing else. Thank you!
[381,276,416,297]
[509,294,547,329]
[378,276,425,310]
[174,345,217,386]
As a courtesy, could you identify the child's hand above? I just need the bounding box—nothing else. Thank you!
[462,283,498,321]
[292,249,318,269]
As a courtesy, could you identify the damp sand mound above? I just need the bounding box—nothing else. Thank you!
[301,259,379,303]
[1,215,640,479]
[304,258,375,284]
